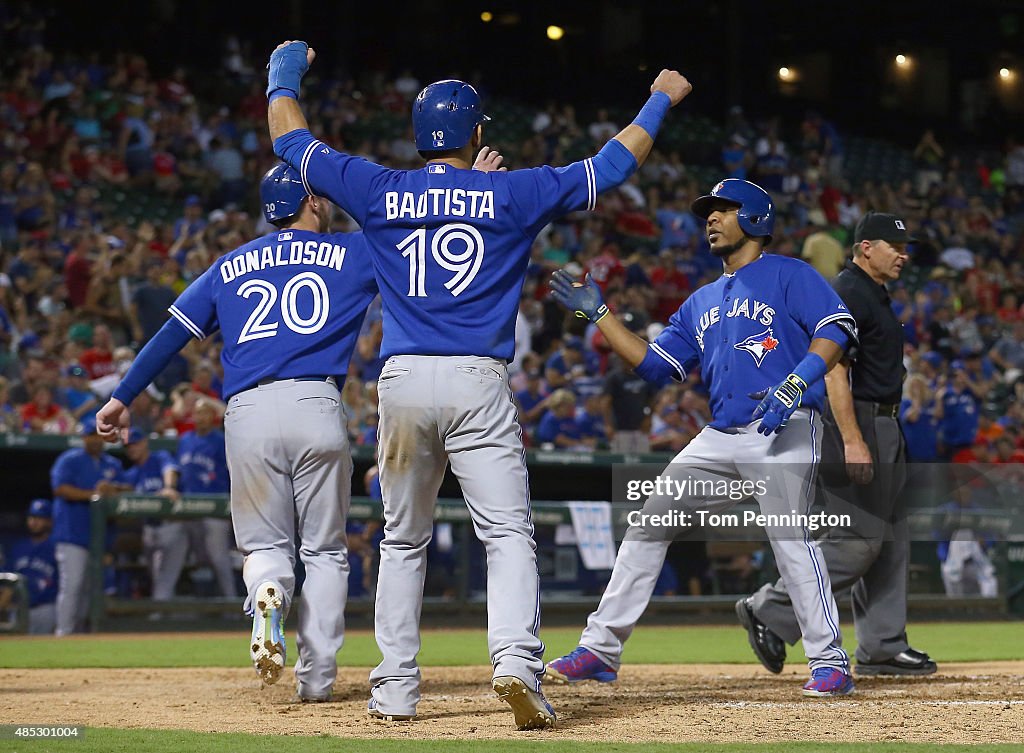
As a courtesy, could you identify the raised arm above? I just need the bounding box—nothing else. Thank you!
[267,41,316,141]
[611,69,693,168]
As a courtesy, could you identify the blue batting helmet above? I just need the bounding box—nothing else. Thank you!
[28,498,52,518]
[691,179,775,243]
[260,162,309,225]
[412,79,491,152]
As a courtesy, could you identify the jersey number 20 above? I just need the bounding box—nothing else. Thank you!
[236,271,330,344]
[396,223,484,297]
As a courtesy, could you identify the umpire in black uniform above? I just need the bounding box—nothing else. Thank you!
[737,212,937,676]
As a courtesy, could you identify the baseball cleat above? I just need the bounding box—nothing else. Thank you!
[544,646,617,684]
[367,698,416,721]
[492,675,556,730]
[802,667,855,697]
[250,582,286,686]
[735,597,786,674]
[856,648,937,676]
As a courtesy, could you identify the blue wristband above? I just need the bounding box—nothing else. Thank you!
[791,352,827,388]
[632,91,671,139]
[266,42,309,99]
[269,89,298,103]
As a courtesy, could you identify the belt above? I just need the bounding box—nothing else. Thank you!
[256,375,343,389]
[870,403,899,418]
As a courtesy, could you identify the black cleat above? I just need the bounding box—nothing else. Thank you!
[856,648,938,676]
[735,597,786,674]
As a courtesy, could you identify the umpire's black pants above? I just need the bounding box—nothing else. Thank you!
[749,400,910,663]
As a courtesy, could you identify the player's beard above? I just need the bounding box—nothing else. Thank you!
[710,236,747,258]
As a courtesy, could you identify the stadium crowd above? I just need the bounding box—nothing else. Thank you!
[2,24,1023,616]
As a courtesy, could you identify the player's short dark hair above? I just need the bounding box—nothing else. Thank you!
[417,147,461,161]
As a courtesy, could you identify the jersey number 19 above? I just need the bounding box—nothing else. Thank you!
[396,223,485,298]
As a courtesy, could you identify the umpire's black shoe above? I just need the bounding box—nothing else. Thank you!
[856,648,938,676]
[735,597,786,674]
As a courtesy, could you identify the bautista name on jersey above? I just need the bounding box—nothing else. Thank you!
[385,189,496,221]
[639,254,857,430]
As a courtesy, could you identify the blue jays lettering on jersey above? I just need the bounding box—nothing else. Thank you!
[50,448,124,547]
[178,430,229,494]
[10,536,57,606]
[645,255,854,429]
[278,132,598,360]
[168,230,378,399]
[125,450,178,493]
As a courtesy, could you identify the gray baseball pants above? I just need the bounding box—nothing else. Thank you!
[370,355,544,716]
[225,378,351,700]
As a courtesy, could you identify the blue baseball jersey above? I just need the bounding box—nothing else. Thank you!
[177,430,229,494]
[125,450,179,493]
[282,132,598,360]
[644,255,855,429]
[168,230,378,399]
[9,535,57,606]
[940,390,979,447]
[50,448,125,547]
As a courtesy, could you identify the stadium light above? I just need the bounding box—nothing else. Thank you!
[547,25,565,41]
[999,67,1014,81]
[480,11,493,22]
[895,54,909,68]
[778,67,794,82]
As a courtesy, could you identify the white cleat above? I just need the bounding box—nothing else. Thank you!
[249,582,286,685]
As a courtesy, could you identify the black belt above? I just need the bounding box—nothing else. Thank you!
[857,401,899,418]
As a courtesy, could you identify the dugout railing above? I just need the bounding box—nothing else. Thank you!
[84,494,1024,631]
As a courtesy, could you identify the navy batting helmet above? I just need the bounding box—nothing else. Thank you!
[691,179,775,243]
[260,162,308,225]
[412,79,491,152]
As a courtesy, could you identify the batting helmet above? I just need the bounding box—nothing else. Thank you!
[27,498,52,518]
[691,179,775,242]
[260,162,308,225]
[412,79,491,152]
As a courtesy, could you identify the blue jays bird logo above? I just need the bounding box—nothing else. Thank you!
[734,328,779,366]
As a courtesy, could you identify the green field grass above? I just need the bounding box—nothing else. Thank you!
[1,621,1021,669]
[5,731,1024,753]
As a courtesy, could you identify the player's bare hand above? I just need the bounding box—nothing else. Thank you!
[96,398,131,444]
[159,487,180,501]
[651,70,692,106]
[473,146,507,173]
[844,439,874,485]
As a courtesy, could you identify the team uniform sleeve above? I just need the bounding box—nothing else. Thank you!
[159,451,180,476]
[635,305,701,386]
[785,263,858,351]
[169,266,219,340]
[274,129,390,226]
[506,161,597,236]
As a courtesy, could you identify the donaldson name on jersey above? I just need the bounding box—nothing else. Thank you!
[644,255,855,429]
[168,229,378,400]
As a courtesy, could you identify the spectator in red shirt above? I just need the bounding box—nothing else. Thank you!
[649,248,691,323]
[993,436,1024,463]
[63,236,92,309]
[586,243,626,294]
[79,324,115,379]
[20,386,73,434]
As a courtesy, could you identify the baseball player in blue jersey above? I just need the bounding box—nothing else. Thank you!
[264,40,691,728]
[50,419,131,635]
[8,498,58,634]
[96,163,379,702]
[123,428,183,601]
[545,179,860,697]
[177,400,236,598]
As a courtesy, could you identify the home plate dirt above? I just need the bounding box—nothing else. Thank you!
[1,663,1021,743]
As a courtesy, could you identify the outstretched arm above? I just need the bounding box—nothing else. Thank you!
[266,41,315,141]
[611,69,693,168]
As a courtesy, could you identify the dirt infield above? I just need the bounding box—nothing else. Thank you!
[1,662,1022,743]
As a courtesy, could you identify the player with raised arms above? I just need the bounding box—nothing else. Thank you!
[264,40,691,728]
[545,178,861,697]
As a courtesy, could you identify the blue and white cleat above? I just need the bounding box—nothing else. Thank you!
[802,667,855,697]
[544,646,618,684]
[250,582,286,685]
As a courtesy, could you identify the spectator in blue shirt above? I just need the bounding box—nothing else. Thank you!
[900,374,944,462]
[535,389,587,449]
[545,336,598,391]
[514,369,549,433]
[940,370,980,458]
[6,498,58,634]
[57,364,99,423]
[50,419,130,635]
[577,394,609,449]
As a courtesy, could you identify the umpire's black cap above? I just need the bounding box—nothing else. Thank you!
[854,212,916,244]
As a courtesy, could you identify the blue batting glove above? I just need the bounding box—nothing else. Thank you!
[549,269,609,323]
[750,373,807,436]
[267,41,310,99]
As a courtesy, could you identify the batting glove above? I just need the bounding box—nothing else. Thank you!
[549,269,609,323]
[267,41,310,99]
[750,373,807,436]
